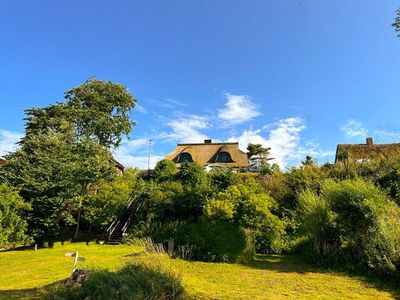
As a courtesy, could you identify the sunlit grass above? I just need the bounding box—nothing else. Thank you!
[0,243,398,300]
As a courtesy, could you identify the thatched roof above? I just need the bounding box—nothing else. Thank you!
[335,138,400,163]
[165,140,248,167]
[0,157,5,165]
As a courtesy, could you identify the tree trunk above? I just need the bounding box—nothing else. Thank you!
[74,184,90,239]
[74,206,81,239]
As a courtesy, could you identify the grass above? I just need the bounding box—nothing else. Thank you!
[0,242,398,299]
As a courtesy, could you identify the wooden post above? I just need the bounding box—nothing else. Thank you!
[168,239,174,257]
[65,251,86,275]
[72,251,79,273]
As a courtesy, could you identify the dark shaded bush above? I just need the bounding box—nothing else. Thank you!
[183,218,246,262]
[209,169,241,190]
[43,261,184,300]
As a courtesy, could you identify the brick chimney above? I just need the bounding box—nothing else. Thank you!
[366,137,373,146]
[204,139,212,144]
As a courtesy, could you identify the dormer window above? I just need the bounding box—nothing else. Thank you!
[177,152,193,163]
[215,151,233,163]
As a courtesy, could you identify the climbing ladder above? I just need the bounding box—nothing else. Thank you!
[106,192,146,244]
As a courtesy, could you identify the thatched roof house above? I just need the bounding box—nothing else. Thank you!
[335,137,400,163]
[0,157,5,165]
[165,139,248,168]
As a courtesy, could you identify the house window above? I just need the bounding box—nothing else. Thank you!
[215,152,233,163]
[177,152,193,163]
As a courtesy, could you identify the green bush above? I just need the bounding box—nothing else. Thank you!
[176,162,208,187]
[298,188,337,256]
[153,159,177,182]
[0,183,32,249]
[129,220,187,244]
[44,261,184,300]
[85,169,138,231]
[205,179,286,254]
[184,218,246,262]
[298,179,400,274]
[209,169,241,190]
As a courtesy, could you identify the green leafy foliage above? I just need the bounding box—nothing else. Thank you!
[44,261,184,300]
[209,169,241,190]
[184,218,246,262]
[0,183,32,249]
[85,169,138,231]
[204,179,286,254]
[1,128,116,241]
[298,179,400,274]
[0,78,137,242]
[152,159,177,182]
[393,8,400,36]
[176,161,208,187]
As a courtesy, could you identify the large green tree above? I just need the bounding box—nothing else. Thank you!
[0,78,137,241]
[24,77,136,148]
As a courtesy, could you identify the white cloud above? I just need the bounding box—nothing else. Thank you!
[113,138,163,169]
[375,129,400,139]
[218,93,261,125]
[115,154,164,170]
[161,115,209,144]
[342,120,368,138]
[153,98,188,109]
[135,103,147,114]
[0,130,23,156]
[229,117,333,167]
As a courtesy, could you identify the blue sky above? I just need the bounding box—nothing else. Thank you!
[1,1,400,168]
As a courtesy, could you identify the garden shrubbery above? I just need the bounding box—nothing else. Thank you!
[298,179,400,274]
[0,183,32,249]
[127,157,400,278]
[44,261,184,300]
[129,161,286,262]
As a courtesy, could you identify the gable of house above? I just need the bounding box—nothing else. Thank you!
[165,140,248,168]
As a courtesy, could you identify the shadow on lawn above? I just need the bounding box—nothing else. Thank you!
[247,254,311,274]
[246,254,400,300]
[0,281,60,300]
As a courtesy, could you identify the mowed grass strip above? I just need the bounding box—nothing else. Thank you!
[0,242,139,290]
[157,255,397,300]
[0,243,398,300]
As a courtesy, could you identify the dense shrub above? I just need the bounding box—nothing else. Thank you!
[205,179,286,254]
[0,183,32,249]
[298,179,400,274]
[209,169,241,190]
[176,162,208,187]
[44,261,184,300]
[130,220,187,244]
[153,159,177,182]
[85,168,138,231]
[183,218,247,262]
[298,188,338,257]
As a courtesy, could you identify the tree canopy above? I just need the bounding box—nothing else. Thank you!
[24,77,137,148]
[0,77,137,241]
[393,8,400,35]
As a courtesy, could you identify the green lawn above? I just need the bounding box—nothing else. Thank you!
[0,242,398,299]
